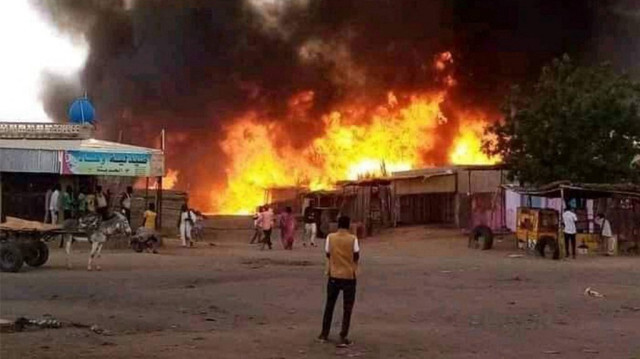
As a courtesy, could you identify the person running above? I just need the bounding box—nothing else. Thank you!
[258,206,275,250]
[595,213,614,255]
[302,202,318,247]
[279,206,296,250]
[143,203,158,231]
[120,186,133,223]
[562,206,578,259]
[318,215,360,347]
[250,206,264,244]
[178,204,196,247]
[62,185,74,220]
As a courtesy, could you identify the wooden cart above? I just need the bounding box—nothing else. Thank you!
[0,217,66,272]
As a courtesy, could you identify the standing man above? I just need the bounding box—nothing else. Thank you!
[595,213,614,255]
[49,184,61,224]
[562,206,578,259]
[302,202,317,247]
[44,186,52,223]
[319,215,360,347]
[96,185,108,219]
[120,186,133,223]
[62,185,74,220]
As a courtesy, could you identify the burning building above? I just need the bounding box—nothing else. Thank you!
[30,0,640,214]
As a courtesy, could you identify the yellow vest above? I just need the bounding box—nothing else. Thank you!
[326,230,358,279]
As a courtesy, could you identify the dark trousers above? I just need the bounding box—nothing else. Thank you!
[250,228,262,244]
[565,233,576,258]
[321,277,356,339]
[124,208,131,223]
[262,229,272,249]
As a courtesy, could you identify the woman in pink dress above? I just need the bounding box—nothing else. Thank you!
[279,206,296,250]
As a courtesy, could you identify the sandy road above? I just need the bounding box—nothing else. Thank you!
[1,226,639,359]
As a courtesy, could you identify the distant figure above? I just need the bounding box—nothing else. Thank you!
[318,215,360,347]
[143,203,157,231]
[178,204,196,247]
[302,202,317,247]
[77,188,87,217]
[44,187,53,223]
[250,206,264,244]
[192,210,204,240]
[279,206,296,250]
[96,185,108,219]
[62,185,74,220]
[49,184,61,224]
[595,213,614,255]
[258,206,275,250]
[120,186,133,223]
[562,206,578,259]
[86,190,96,214]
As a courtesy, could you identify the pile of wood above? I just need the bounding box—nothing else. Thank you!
[0,217,60,231]
[130,190,188,231]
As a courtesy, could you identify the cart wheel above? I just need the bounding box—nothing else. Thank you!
[469,225,494,250]
[536,236,560,260]
[23,241,49,267]
[0,242,24,272]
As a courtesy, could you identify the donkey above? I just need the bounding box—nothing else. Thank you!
[62,212,132,271]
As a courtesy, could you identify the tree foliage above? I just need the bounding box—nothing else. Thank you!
[484,56,640,185]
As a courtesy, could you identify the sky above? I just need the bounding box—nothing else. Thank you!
[0,0,87,122]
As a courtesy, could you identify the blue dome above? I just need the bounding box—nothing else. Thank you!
[68,98,95,124]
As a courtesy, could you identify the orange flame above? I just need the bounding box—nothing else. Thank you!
[135,168,179,190]
[213,51,498,214]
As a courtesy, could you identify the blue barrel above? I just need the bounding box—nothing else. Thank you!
[68,98,96,124]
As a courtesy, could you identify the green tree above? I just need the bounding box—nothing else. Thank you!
[484,56,640,185]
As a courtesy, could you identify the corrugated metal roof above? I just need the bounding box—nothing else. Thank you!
[392,164,504,177]
[0,138,162,154]
[0,148,60,173]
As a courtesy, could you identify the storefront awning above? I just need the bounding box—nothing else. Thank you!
[0,138,164,177]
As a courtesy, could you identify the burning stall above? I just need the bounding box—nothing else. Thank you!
[339,178,394,238]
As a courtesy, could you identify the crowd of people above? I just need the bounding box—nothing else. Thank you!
[44,183,203,248]
[45,184,116,224]
[250,201,320,250]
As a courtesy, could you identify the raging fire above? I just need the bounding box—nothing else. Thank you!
[213,52,498,214]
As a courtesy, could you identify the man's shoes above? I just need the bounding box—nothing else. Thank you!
[316,335,328,343]
[337,338,352,347]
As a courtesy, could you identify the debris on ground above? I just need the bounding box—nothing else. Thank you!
[14,317,62,331]
[582,348,599,354]
[90,324,112,336]
[507,254,524,258]
[620,305,640,312]
[542,350,561,355]
[584,288,605,298]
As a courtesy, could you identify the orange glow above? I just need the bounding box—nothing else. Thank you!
[135,168,179,190]
[449,116,498,165]
[212,51,498,214]
[214,90,498,214]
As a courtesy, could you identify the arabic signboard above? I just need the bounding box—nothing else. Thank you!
[62,150,153,176]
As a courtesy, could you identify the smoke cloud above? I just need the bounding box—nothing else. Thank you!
[32,0,640,208]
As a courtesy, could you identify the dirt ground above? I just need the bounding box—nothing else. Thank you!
[1,226,639,359]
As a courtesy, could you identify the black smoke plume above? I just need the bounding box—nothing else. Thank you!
[34,0,639,208]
